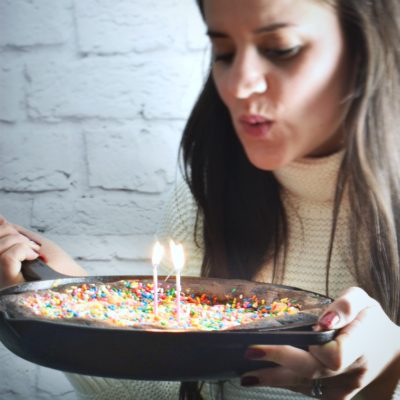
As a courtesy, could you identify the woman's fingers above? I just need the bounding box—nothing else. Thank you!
[0,242,40,286]
[316,287,378,330]
[241,366,311,394]
[0,216,43,287]
[0,218,39,248]
[241,287,400,398]
[12,224,43,246]
[241,367,363,400]
[245,345,325,379]
[311,305,396,374]
[244,341,363,382]
[0,220,20,239]
[0,233,40,254]
[243,288,390,380]
[309,287,386,373]
[309,326,364,373]
[0,219,41,264]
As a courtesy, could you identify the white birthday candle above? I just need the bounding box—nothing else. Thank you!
[151,241,164,316]
[169,240,185,323]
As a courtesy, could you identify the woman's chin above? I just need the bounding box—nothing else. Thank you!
[244,148,292,171]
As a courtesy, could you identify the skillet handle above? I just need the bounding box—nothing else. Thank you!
[21,258,69,281]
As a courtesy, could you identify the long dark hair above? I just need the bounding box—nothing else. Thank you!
[181,74,286,281]
[180,0,400,324]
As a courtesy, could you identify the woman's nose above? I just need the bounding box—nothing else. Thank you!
[227,49,268,99]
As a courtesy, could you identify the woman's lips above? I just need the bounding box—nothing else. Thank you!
[238,115,274,138]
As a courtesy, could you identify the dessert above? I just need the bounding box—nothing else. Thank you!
[6,279,302,331]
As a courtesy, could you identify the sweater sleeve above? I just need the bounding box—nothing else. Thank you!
[65,373,183,400]
[156,179,204,277]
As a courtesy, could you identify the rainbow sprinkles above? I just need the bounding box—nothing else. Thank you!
[18,279,301,331]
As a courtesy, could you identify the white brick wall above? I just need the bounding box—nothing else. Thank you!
[0,0,208,398]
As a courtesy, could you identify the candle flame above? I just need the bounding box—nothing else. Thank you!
[169,240,185,271]
[152,241,164,266]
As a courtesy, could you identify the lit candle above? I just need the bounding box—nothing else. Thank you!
[169,240,185,322]
[152,241,164,316]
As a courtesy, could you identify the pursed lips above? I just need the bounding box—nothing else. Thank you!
[238,114,274,138]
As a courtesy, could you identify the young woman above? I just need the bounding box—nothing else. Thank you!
[1,0,399,399]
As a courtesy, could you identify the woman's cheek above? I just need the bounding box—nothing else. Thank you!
[212,68,229,100]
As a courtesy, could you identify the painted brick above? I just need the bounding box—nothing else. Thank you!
[0,195,32,227]
[0,345,38,399]
[26,53,205,121]
[77,259,151,276]
[47,234,154,262]
[0,125,73,192]
[0,0,71,48]
[36,367,75,398]
[85,121,182,193]
[0,64,24,122]
[0,1,205,397]
[74,0,186,54]
[26,57,143,121]
[141,52,206,119]
[184,0,209,51]
[32,192,167,235]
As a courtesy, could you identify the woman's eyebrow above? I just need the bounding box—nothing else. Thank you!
[206,22,294,38]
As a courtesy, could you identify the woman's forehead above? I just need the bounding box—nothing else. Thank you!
[202,0,333,32]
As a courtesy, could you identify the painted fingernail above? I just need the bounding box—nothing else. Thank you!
[244,348,265,359]
[241,376,260,387]
[319,311,340,328]
[38,253,48,263]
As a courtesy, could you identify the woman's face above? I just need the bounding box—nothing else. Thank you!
[203,0,349,170]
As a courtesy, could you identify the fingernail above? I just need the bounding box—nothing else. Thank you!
[319,311,340,328]
[38,254,48,263]
[241,376,260,387]
[244,348,265,359]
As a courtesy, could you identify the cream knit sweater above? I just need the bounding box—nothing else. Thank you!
[65,151,399,399]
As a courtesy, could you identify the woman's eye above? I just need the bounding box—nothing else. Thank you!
[213,53,234,64]
[262,46,301,60]
[212,46,302,65]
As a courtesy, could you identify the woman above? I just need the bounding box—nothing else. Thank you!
[1,0,399,399]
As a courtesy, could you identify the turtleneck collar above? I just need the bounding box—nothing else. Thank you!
[273,150,344,203]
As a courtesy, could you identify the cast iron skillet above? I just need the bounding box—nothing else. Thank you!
[0,259,335,381]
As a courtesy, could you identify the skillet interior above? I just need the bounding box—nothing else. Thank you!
[0,275,332,332]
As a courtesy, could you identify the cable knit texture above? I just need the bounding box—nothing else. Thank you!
[66,151,400,399]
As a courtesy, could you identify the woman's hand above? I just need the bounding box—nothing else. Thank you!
[0,216,41,287]
[0,216,87,289]
[241,287,400,399]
